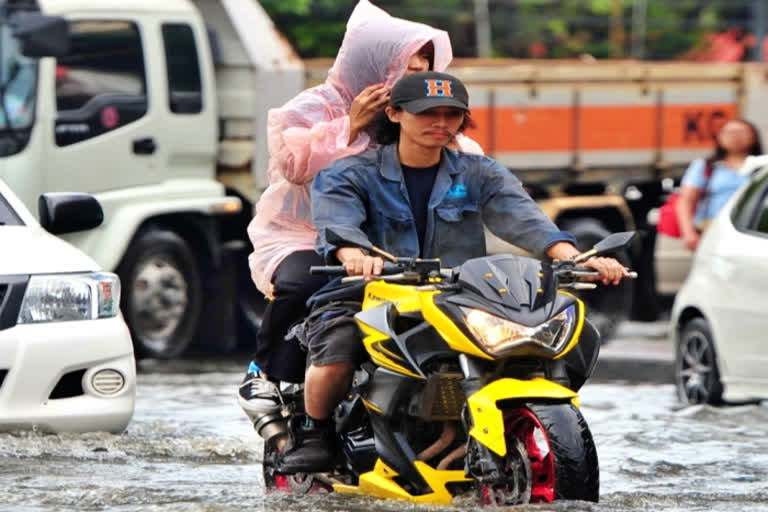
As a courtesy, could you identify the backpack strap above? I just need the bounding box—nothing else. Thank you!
[700,160,714,196]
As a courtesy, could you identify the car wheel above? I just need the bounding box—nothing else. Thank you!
[562,219,634,343]
[675,317,723,405]
[117,228,202,359]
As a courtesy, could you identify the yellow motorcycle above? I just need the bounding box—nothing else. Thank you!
[259,231,636,506]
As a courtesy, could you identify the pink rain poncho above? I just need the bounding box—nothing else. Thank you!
[248,0,483,297]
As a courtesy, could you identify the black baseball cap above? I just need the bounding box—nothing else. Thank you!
[390,71,469,114]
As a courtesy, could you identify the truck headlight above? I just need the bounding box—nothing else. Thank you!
[17,272,121,324]
[461,305,577,357]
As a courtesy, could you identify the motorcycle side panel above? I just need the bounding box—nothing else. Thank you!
[361,281,423,312]
[356,305,423,379]
[467,377,577,457]
[333,458,472,505]
[364,367,416,417]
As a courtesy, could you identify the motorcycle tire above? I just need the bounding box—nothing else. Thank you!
[479,403,599,505]
[262,442,332,495]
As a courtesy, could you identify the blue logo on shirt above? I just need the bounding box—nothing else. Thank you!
[445,184,467,199]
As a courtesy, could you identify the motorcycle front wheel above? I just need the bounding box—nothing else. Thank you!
[474,403,599,505]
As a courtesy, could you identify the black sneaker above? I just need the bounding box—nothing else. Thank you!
[237,361,281,424]
[277,416,335,473]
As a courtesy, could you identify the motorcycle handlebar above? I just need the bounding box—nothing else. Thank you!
[564,268,638,279]
[311,262,637,283]
[309,263,403,276]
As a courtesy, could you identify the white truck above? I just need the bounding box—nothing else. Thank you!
[0,0,303,358]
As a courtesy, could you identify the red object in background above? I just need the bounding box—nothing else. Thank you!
[528,41,548,58]
[657,193,683,238]
[692,28,755,62]
[763,35,768,61]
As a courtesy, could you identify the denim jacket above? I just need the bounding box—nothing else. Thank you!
[312,144,576,266]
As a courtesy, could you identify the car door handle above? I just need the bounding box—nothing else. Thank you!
[133,137,156,155]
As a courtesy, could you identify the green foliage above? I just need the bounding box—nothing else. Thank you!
[260,0,356,58]
[258,0,760,60]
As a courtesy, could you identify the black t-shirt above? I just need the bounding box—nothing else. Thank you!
[401,163,439,256]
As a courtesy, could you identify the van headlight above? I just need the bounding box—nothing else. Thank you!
[461,305,577,357]
[17,272,121,324]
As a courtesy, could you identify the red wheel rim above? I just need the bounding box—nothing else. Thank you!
[270,474,291,492]
[505,408,556,503]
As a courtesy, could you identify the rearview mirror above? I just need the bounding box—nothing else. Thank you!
[39,193,104,234]
[573,231,636,263]
[11,12,70,58]
[592,231,635,255]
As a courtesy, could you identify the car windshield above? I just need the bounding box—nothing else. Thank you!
[0,23,37,131]
[0,190,23,226]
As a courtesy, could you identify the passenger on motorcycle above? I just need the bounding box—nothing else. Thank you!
[237,0,483,426]
[277,71,632,473]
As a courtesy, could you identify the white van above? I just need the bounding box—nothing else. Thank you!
[0,179,135,433]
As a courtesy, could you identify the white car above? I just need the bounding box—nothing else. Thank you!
[671,155,768,404]
[0,179,135,432]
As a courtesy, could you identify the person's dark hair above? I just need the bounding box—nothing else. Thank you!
[371,107,476,146]
[420,41,435,71]
[706,118,763,167]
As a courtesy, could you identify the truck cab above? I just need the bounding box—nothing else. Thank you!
[0,0,300,359]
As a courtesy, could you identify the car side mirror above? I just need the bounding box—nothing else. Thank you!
[11,12,70,58]
[39,193,104,234]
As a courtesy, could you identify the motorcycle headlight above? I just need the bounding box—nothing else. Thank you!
[17,272,121,324]
[461,305,577,357]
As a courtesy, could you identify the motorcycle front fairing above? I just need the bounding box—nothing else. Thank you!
[431,254,588,457]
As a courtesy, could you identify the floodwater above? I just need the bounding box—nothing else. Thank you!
[1,359,767,512]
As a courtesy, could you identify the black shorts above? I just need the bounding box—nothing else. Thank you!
[299,301,367,367]
[307,319,367,367]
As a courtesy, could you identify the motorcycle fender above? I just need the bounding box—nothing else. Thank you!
[467,377,577,457]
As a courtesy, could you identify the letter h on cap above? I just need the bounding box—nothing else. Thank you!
[424,79,453,98]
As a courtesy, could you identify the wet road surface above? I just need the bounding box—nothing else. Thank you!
[1,359,767,512]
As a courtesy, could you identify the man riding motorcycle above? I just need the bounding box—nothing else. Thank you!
[277,71,631,473]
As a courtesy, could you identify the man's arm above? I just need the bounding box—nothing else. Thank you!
[478,160,629,285]
[478,159,576,256]
[312,166,387,279]
[311,163,372,263]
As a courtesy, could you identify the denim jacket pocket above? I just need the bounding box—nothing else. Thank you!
[372,210,415,256]
[435,202,479,222]
[434,202,485,264]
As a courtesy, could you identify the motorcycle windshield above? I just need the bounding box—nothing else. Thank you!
[456,254,550,311]
[0,24,38,155]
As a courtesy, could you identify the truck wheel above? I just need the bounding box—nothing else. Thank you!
[117,229,202,359]
[562,219,633,344]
